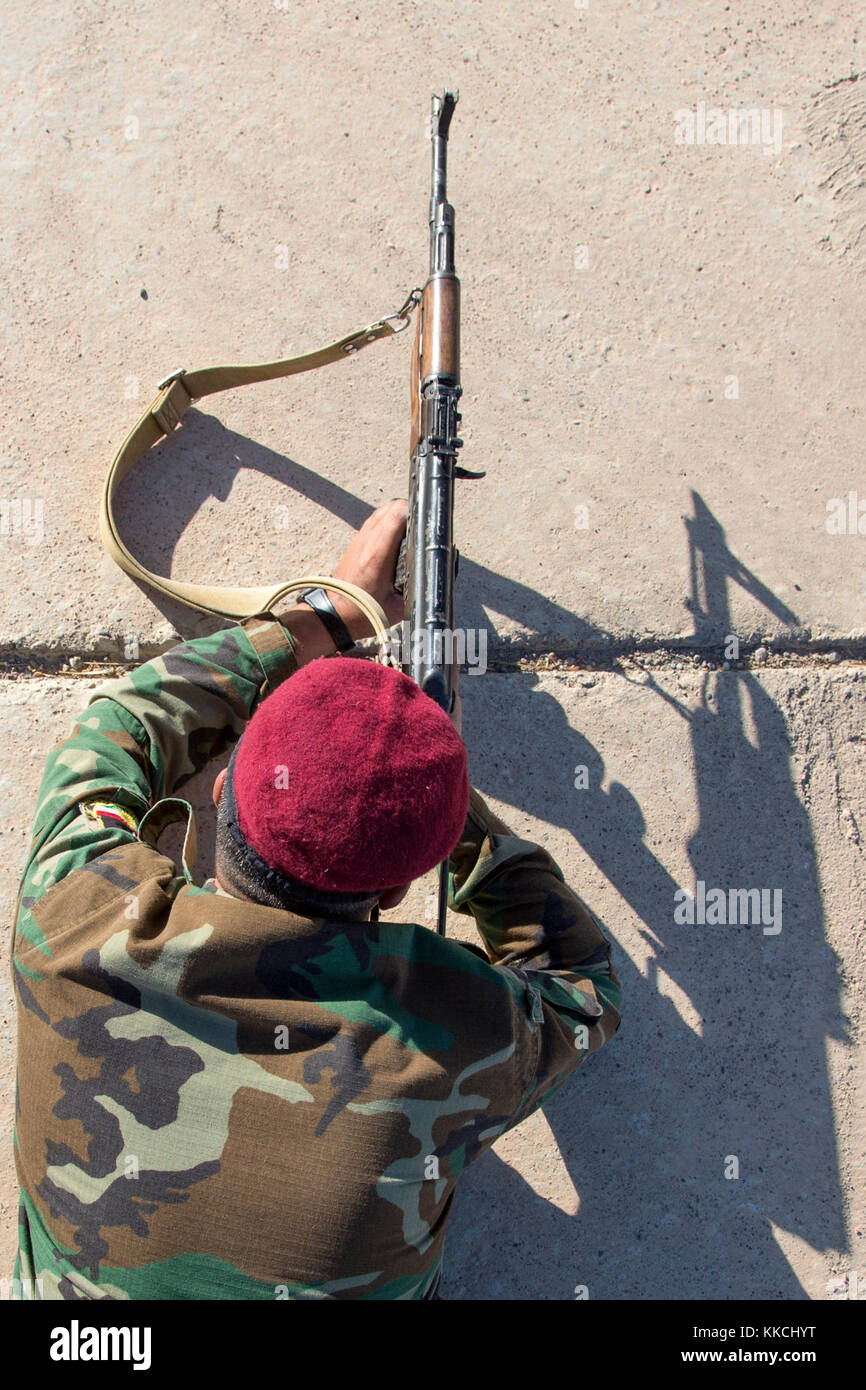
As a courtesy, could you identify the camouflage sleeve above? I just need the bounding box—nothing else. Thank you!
[13,617,298,957]
[447,786,622,1125]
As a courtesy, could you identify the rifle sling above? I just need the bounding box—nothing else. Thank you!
[100,294,421,650]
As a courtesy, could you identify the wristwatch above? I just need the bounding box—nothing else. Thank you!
[297,588,356,653]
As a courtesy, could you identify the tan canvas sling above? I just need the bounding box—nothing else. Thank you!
[99,289,422,660]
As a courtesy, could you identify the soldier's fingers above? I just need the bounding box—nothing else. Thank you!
[367,500,408,567]
[365,498,407,529]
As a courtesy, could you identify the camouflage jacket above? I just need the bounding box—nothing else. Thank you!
[11,616,621,1300]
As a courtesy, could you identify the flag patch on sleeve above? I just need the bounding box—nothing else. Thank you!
[79,801,140,833]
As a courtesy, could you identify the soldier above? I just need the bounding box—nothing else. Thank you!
[11,498,621,1300]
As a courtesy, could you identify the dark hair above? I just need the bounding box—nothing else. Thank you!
[215,754,380,923]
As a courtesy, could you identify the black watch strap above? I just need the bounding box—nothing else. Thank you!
[298,588,356,653]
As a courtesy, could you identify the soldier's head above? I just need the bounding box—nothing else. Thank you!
[212,655,468,923]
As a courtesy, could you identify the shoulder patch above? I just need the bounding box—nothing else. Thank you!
[78,800,140,833]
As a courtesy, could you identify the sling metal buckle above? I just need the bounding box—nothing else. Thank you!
[157,367,187,390]
[342,288,422,354]
[381,286,423,332]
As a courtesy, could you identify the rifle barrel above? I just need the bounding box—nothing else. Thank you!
[430,92,457,275]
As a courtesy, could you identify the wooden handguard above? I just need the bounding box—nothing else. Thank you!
[421,276,460,383]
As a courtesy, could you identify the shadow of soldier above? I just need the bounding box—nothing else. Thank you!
[442,493,849,1300]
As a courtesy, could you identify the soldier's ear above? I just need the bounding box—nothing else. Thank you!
[212,767,228,808]
[378,883,411,911]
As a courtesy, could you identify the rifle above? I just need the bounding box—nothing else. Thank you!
[395,91,481,937]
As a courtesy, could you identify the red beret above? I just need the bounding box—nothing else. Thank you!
[232,656,469,893]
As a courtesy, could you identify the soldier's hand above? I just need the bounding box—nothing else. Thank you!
[328,499,407,640]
